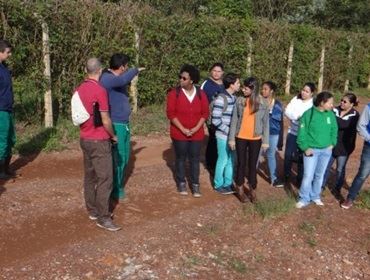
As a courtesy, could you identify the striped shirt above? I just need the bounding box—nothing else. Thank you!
[212,91,236,140]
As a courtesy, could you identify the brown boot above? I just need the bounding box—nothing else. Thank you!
[234,184,247,203]
[248,186,257,203]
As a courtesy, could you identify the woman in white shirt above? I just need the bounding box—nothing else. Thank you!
[284,82,316,186]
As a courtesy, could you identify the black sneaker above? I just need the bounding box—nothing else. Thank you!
[192,184,202,198]
[177,182,188,195]
[96,219,121,232]
[272,179,284,188]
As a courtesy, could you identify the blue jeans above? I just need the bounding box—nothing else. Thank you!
[284,133,303,182]
[266,134,279,183]
[322,155,349,190]
[214,137,234,189]
[347,143,370,201]
[298,147,332,204]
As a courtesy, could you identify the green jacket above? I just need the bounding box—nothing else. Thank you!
[297,107,338,152]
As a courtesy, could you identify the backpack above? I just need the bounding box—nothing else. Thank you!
[71,91,90,126]
[207,92,228,126]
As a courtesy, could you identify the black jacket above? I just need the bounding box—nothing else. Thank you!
[332,107,359,157]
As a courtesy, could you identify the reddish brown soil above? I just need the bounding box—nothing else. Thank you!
[0,101,369,279]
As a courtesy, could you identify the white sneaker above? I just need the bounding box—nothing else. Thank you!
[313,199,324,206]
[296,201,308,209]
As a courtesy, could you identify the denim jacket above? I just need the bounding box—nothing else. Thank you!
[269,99,284,150]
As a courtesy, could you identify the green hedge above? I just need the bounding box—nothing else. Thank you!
[1,0,369,123]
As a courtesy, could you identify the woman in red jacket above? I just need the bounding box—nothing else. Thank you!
[166,64,209,197]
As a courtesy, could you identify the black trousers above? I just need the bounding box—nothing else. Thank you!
[205,125,218,171]
[235,138,262,188]
[172,139,202,185]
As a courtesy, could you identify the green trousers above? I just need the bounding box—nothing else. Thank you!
[0,111,16,160]
[111,123,130,199]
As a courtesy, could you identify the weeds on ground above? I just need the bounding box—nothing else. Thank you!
[229,258,247,274]
[299,221,315,234]
[14,117,79,154]
[183,255,201,268]
[299,221,317,247]
[252,196,296,219]
[131,104,167,136]
[356,190,370,210]
[202,223,219,236]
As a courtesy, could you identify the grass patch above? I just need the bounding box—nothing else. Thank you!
[306,237,317,247]
[253,196,296,219]
[14,117,79,155]
[299,221,317,247]
[298,221,315,234]
[229,258,248,274]
[202,223,219,236]
[131,104,168,136]
[356,190,370,210]
[183,255,201,268]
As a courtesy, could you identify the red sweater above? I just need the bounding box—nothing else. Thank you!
[166,87,209,141]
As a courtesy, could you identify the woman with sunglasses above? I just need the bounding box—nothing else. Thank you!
[228,77,269,203]
[284,82,316,186]
[322,93,359,195]
[166,64,209,197]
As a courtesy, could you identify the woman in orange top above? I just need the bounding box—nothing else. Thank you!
[228,77,269,202]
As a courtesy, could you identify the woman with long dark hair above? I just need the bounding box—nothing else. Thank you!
[260,81,284,187]
[166,64,209,197]
[322,93,359,195]
[296,91,338,208]
[229,77,269,203]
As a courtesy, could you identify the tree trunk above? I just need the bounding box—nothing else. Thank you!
[42,21,53,128]
[344,43,353,92]
[246,35,252,76]
[318,45,325,93]
[285,41,294,96]
[129,26,140,114]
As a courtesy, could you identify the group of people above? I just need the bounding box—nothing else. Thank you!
[0,38,369,232]
[166,62,369,210]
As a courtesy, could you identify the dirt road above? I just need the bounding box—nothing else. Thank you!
[1,98,370,279]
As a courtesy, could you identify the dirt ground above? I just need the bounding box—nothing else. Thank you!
[0,101,369,279]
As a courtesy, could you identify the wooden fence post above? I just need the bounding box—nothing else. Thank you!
[318,45,325,93]
[42,20,53,128]
[285,41,294,96]
[129,20,140,114]
[344,43,353,92]
[246,35,252,76]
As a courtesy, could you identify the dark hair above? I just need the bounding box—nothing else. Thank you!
[297,82,316,99]
[209,62,224,71]
[314,91,333,107]
[343,92,358,106]
[109,53,130,70]
[262,81,277,92]
[179,64,200,84]
[243,77,260,113]
[223,73,239,89]
[0,39,12,52]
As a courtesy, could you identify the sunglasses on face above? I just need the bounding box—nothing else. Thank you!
[178,75,189,81]
[340,99,348,104]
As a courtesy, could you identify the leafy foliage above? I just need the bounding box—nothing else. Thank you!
[0,0,369,124]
